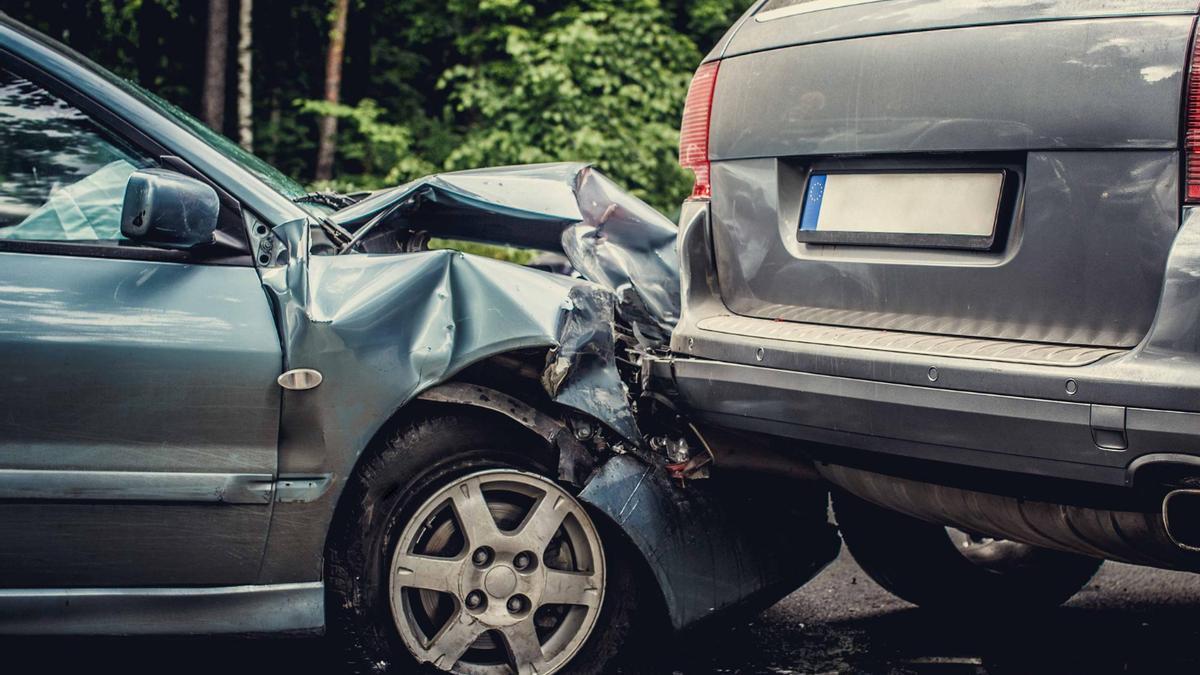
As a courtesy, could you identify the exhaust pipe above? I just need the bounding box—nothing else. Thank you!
[817,462,1200,571]
[1163,489,1200,552]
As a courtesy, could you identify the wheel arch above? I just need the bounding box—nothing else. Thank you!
[316,354,674,648]
[267,350,834,641]
[321,351,570,543]
[316,345,654,555]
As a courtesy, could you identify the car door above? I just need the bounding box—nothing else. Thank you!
[0,63,282,587]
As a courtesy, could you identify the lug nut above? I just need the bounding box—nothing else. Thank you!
[573,422,593,440]
[465,591,485,610]
[513,552,532,571]
[472,547,493,567]
[507,595,527,614]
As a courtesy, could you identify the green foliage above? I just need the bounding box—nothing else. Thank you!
[440,1,700,214]
[297,98,436,187]
[6,0,754,217]
[428,238,538,265]
[677,0,748,48]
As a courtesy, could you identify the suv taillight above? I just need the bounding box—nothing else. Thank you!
[1187,24,1200,203]
[680,61,720,200]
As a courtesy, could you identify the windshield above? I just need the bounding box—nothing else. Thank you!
[128,82,309,200]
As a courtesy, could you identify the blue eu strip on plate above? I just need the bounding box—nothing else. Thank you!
[800,174,826,231]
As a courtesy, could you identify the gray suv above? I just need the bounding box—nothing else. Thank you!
[662,0,1200,609]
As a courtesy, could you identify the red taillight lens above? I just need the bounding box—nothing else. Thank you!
[680,61,720,200]
[1187,28,1200,203]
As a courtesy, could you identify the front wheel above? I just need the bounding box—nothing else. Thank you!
[326,413,642,675]
[833,489,1103,611]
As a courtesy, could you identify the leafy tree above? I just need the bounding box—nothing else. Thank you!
[298,97,436,190]
[671,0,748,49]
[1,0,754,215]
[440,0,700,214]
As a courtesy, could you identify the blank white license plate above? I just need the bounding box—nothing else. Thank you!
[799,172,1005,249]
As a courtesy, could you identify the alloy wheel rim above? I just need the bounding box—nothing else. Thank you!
[390,469,605,675]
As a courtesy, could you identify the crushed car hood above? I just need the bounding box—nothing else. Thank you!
[262,165,679,455]
[329,163,680,345]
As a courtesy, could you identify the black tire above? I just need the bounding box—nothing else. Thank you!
[325,410,647,674]
[833,489,1103,611]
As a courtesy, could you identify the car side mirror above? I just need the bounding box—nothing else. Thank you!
[120,168,220,249]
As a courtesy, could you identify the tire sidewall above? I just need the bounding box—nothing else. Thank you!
[326,411,642,674]
[328,413,553,672]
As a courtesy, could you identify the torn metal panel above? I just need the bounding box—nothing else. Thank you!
[416,382,596,487]
[329,163,680,345]
[254,169,680,580]
[261,215,641,482]
[579,454,841,631]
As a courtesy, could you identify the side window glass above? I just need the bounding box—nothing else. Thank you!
[0,66,152,243]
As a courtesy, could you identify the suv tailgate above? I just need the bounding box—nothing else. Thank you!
[707,9,1194,349]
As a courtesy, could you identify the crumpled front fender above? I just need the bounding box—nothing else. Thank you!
[262,218,641,482]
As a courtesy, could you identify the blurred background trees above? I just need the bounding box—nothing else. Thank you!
[1,0,750,214]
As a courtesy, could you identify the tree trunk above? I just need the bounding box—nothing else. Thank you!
[202,0,229,132]
[315,0,350,182]
[267,100,281,164]
[236,0,254,151]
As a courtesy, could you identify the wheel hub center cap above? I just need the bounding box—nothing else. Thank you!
[483,565,518,598]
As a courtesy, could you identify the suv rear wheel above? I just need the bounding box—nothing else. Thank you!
[326,412,643,674]
[833,490,1103,611]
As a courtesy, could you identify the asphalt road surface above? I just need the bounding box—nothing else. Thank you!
[8,548,1200,674]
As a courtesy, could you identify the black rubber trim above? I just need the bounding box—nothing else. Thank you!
[0,239,253,266]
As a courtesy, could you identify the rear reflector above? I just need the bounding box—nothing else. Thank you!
[1187,25,1200,203]
[680,61,720,199]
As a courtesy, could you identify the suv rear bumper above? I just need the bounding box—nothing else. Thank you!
[668,200,1200,488]
[668,355,1200,487]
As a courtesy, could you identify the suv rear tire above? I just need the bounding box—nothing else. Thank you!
[833,489,1103,611]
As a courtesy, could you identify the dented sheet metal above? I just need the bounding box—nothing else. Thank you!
[580,454,841,630]
[261,216,642,454]
[330,163,680,345]
[254,167,839,624]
